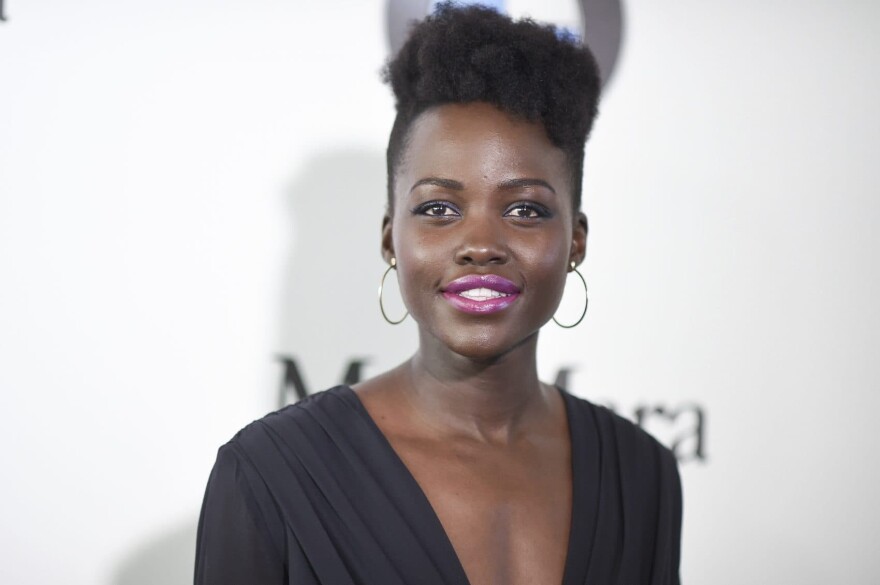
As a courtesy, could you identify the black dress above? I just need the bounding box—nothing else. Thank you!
[194,385,682,584]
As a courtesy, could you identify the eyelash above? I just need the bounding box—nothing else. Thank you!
[505,203,551,219]
[413,201,461,217]
[411,201,552,220]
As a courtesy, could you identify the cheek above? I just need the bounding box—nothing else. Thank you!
[517,232,572,311]
[390,218,445,314]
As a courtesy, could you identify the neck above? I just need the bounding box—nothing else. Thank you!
[402,331,555,444]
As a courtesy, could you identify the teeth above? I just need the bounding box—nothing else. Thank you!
[458,287,511,301]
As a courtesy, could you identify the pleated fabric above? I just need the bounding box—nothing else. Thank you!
[194,386,681,585]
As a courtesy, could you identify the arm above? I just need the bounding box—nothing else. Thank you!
[194,444,286,585]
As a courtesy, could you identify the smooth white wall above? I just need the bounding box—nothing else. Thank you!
[538,2,880,582]
[1,1,878,583]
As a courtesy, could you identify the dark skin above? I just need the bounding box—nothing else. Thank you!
[354,102,588,585]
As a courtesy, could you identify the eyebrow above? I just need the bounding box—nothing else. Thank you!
[409,177,464,193]
[498,177,556,194]
[408,177,556,195]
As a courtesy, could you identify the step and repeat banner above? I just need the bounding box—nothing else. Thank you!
[1,1,878,583]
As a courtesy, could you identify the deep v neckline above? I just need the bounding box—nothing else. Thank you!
[337,384,599,585]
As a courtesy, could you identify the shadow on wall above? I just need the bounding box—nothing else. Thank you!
[112,150,411,585]
[111,518,198,585]
[277,149,415,396]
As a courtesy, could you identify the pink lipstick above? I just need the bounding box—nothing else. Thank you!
[441,274,521,314]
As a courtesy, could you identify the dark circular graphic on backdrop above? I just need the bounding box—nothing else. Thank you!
[385,0,624,86]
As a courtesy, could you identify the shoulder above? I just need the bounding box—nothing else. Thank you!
[206,386,354,502]
[562,390,683,580]
[214,385,373,494]
[561,389,680,486]
[199,385,365,532]
[195,391,364,583]
[226,385,358,454]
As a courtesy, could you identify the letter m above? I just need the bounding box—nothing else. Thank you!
[276,355,369,408]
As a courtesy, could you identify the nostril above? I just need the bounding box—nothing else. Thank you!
[454,247,508,266]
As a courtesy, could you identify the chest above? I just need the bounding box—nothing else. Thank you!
[392,436,573,585]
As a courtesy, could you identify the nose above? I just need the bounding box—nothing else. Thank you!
[453,212,509,266]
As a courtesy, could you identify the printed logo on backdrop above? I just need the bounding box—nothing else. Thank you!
[276,356,708,464]
[385,0,624,85]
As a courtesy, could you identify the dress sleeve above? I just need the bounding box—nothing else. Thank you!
[194,443,286,585]
[665,449,683,585]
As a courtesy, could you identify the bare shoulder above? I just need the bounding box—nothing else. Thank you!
[350,363,413,436]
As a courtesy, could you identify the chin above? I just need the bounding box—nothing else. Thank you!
[437,327,539,364]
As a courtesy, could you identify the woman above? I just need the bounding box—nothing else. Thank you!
[195,5,681,584]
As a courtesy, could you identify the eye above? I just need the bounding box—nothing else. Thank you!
[414,201,460,217]
[504,203,550,219]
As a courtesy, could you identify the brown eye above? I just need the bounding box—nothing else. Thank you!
[504,204,548,219]
[416,201,460,217]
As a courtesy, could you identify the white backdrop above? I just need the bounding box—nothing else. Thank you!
[1,1,879,583]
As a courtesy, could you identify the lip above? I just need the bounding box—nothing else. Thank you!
[442,274,521,295]
[441,274,521,315]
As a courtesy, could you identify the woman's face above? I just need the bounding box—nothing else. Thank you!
[383,102,587,361]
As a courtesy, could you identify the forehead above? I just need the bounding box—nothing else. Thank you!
[396,102,571,195]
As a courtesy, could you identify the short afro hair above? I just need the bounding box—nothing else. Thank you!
[383,3,602,211]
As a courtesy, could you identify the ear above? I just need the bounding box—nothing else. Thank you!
[381,213,395,264]
[570,211,588,267]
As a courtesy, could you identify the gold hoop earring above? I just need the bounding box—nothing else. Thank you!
[378,257,409,325]
[552,261,588,329]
